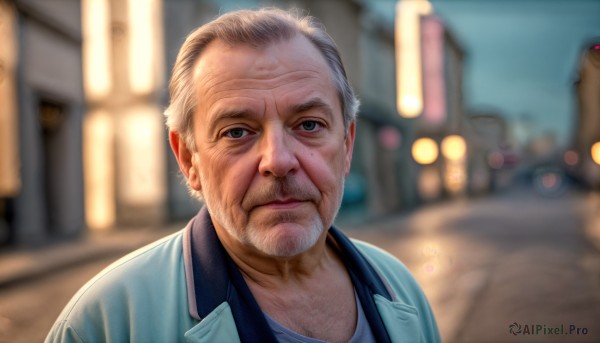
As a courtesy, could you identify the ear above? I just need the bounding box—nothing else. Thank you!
[169,131,202,192]
[344,120,356,176]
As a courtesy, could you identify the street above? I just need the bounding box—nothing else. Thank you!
[1,186,600,342]
[347,186,600,342]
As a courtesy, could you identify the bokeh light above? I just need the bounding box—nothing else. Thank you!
[412,138,439,165]
[395,0,433,118]
[441,135,467,161]
[82,0,112,100]
[84,110,115,230]
[563,150,579,167]
[488,151,504,170]
[377,126,402,151]
[418,166,442,200]
[591,142,600,166]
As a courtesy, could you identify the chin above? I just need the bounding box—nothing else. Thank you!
[248,221,324,257]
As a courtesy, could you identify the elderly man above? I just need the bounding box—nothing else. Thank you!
[47,8,439,343]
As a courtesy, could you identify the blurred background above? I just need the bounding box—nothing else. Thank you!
[1,0,599,342]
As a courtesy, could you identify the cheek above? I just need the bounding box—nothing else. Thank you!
[300,143,347,196]
[200,150,256,206]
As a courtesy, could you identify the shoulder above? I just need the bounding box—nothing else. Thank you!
[46,230,193,342]
[350,239,428,306]
[74,230,186,297]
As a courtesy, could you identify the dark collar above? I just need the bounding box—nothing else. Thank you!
[186,207,392,343]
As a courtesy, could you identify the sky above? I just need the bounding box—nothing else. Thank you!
[370,0,600,148]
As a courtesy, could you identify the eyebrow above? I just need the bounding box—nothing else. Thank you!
[291,97,334,120]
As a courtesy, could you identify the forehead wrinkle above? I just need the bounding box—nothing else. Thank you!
[203,92,261,121]
[206,95,261,117]
[201,69,322,96]
[202,74,325,112]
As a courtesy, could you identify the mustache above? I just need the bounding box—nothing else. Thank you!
[242,176,320,210]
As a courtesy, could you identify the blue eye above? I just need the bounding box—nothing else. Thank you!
[225,128,248,139]
[300,121,320,131]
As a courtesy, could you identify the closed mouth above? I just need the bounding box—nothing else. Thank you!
[259,198,305,209]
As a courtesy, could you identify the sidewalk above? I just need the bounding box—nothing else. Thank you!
[0,224,183,288]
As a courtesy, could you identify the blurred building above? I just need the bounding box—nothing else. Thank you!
[572,38,600,189]
[465,110,515,192]
[344,3,403,218]
[0,0,85,246]
[393,5,469,205]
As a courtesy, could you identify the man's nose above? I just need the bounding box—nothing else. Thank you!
[257,127,299,177]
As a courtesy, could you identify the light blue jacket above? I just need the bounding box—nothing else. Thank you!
[46,211,440,343]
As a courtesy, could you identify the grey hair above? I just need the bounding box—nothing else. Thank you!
[164,7,359,150]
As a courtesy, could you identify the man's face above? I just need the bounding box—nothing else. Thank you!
[177,34,355,257]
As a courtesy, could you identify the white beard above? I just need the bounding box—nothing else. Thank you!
[203,192,325,257]
[197,166,344,257]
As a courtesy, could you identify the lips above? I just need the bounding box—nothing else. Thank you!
[259,198,305,210]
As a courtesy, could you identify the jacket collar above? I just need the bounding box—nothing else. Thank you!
[184,207,393,343]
